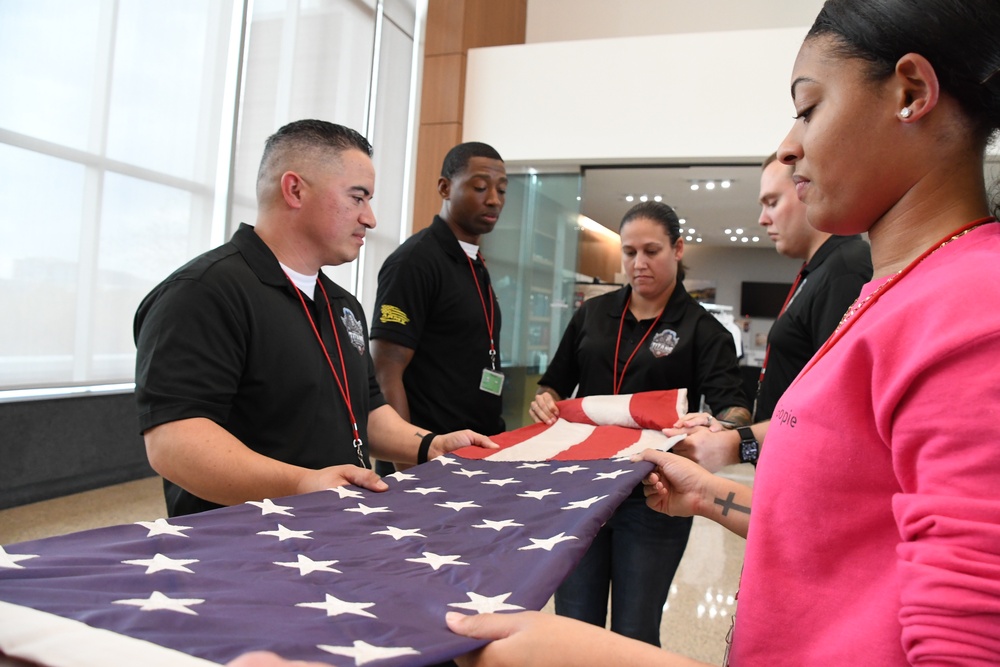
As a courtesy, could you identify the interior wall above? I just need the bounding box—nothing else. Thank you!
[0,393,153,509]
[683,244,800,310]
[463,27,809,166]
[525,0,824,43]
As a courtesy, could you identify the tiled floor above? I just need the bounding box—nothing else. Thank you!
[0,468,751,665]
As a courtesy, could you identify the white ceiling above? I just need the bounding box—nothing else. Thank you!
[580,158,1000,248]
[580,164,768,248]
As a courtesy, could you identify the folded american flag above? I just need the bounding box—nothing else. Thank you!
[0,391,684,666]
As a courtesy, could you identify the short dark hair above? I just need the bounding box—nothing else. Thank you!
[808,0,1000,145]
[619,201,686,282]
[256,120,372,196]
[440,142,504,179]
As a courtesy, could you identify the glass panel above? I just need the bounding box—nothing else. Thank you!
[91,173,201,380]
[231,0,376,225]
[0,145,86,386]
[0,1,238,391]
[359,17,414,314]
[290,4,375,123]
[0,1,102,149]
[106,1,231,181]
[481,172,582,428]
[0,0,419,392]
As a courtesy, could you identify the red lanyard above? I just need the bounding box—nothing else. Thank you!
[286,275,367,469]
[464,253,497,370]
[757,263,806,384]
[613,294,665,395]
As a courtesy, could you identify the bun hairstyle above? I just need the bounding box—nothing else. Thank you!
[808,0,1000,143]
[808,0,1000,215]
[619,200,687,282]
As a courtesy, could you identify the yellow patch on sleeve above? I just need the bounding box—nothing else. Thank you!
[379,304,410,325]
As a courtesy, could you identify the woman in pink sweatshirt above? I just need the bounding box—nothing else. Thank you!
[447,0,1000,665]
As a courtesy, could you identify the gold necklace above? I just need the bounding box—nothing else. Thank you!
[836,219,995,332]
[836,272,898,331]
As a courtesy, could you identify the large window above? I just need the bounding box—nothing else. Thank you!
[0,0,419,393]
[0,0,237,389]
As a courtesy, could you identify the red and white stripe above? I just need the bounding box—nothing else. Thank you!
[456,390,689,462]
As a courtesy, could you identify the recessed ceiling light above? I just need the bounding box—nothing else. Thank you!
[690,183,700,191]
[752,236,760,242]
[696,238,703,243]
[654,195,662,202]
[721,180,732,189]
[705,181,716,190]
[625,195,634,202]
[679,218,686,224]
[735,228,744,234]
[724,228,732,235]
[687,228,696,234]
[685,235,693,241]
[639,195,648,202]
[730,236,738,242]
[741,237,749,243]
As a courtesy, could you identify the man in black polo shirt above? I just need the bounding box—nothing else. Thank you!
[670,153,872,470]
[370,142,507,473]
[134,120,495,517]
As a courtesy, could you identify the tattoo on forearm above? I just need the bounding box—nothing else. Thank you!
[716,407,751,427]
[714,492,751,517]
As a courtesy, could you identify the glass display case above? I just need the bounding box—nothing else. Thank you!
[480,172,581,427]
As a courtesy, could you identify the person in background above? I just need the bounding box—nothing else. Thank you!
[134,120,495,517]
[529,200,750,646]
[670,152,871,472]
[448,0,1000,663]
[371,142,507,474]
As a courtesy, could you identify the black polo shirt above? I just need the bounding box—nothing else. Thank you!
[134,223,385,516]
[370,215,504,436]
[540,284,749,415]
[755,234,872,421]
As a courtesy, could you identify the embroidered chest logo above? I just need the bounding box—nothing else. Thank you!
[341,308,366,355]
[649,329,679,358]
[379,304,410,326]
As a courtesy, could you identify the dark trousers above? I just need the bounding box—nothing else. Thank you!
[555,493,693,646]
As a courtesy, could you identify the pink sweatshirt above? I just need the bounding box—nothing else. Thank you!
[731,222,1000,666]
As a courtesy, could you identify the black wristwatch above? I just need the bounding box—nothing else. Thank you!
[737,426,760,465]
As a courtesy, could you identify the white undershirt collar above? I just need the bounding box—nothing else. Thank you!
[280,262,318,300]
[458,240,479,259]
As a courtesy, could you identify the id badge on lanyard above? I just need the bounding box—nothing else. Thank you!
[480,368,504,395]
[466,253,503,397]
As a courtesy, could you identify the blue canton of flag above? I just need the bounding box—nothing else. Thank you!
[0,455,656,666]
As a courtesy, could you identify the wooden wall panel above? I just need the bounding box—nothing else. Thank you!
[425,0,465,56]
[420,54,466,124]
[412,0,527,235]
[463,0,528,50]
[577,229,622,283]
[412,123,463,233]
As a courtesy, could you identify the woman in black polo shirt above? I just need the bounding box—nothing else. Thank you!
[531,201,750,647]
